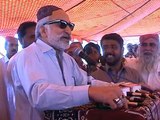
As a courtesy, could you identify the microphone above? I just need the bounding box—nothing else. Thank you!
[74,48,106,71]
[74,48,97,66]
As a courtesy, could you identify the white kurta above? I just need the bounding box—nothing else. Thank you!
[125,57,160,90]
[7,39,110,120]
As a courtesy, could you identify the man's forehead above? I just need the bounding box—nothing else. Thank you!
[48,9,70,21]
[102,39,119,45]
[25,26,35,34]
[91,47,98,51]
[5,36,18,43]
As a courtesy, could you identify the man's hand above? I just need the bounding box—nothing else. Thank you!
[88,86,127,109]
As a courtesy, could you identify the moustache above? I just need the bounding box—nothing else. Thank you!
[143,51,153,56]
[61,33,71,40]
[12,49,17,53]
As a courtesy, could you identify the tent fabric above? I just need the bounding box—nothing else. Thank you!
[0,0,160,41]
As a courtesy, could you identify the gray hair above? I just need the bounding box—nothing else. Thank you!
[35,17,49,39]
[4,36,18,49]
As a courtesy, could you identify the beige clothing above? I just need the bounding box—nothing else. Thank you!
[125,57,160,90]
[91,65,144,84]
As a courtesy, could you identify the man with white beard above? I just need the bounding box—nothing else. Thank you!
[126,34,160,90]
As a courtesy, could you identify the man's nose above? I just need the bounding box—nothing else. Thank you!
[106,47,114,53]
[13,45,18,50]
[65,25,72,35]
[144,45,153,51]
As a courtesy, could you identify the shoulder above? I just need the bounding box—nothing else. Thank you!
[0,57,7,70]
[91,69,111,82]
[124,66,140,74]
[21,43,37,57]
[9,43,37,67]
[124,66,144,83]
[154,58,160,74]
[63,52,74,59]
[63,52,77,64]
[0,57,5,63]
[0,57,4,68]
[125,58,139,69]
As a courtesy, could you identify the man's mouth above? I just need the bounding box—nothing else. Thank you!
[62,35,71,40]
[12,50,17,53]
[106,54,114,59]
[143,52,152,56]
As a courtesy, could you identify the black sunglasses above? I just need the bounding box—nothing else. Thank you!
[43,19,75,31]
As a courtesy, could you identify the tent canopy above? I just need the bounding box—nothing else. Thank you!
[0,0,160,41]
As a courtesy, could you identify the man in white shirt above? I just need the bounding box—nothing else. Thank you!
[126,34,160,90]
[0,36,18,120]
[7,5,126,120]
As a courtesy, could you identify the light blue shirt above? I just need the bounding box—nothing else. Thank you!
[8,39,107,120]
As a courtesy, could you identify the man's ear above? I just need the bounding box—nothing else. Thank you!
[39,26,47,38]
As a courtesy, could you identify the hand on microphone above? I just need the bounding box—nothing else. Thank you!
[74,48,97,66]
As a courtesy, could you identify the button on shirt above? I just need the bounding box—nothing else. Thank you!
[7,39,109,120]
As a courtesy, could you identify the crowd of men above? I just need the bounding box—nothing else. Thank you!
[0,4,159,120]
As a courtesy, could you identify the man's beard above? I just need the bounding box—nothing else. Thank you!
[53,39,70,51]
[104,54,121,66]
[139,52,157,72]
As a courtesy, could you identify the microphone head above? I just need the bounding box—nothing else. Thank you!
[74,48,96,65]
[74,48,83,56]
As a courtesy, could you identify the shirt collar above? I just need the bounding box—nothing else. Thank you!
[36,39,56,54]
[105,63,126,73]
[4,55,9,63]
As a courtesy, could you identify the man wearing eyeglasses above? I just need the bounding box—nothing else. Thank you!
[7,5,126,120]
[126,34,160,90]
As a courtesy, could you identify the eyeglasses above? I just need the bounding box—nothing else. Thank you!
[140,43,157,48]
[43,19,75,31]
